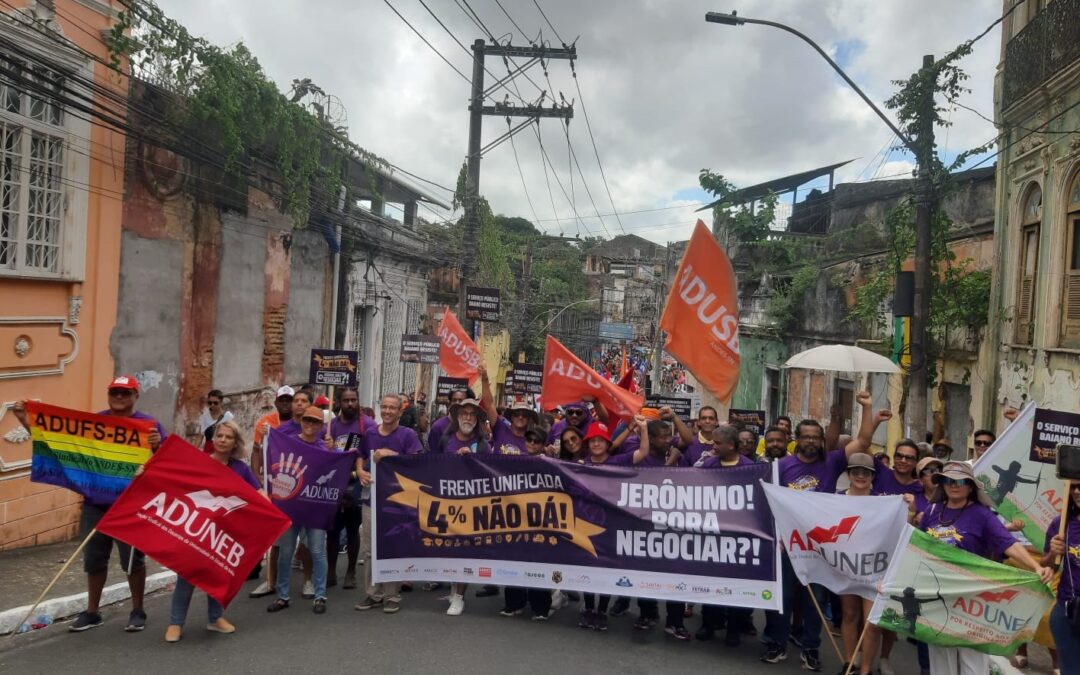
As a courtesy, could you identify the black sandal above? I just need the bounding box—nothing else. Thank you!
[313,598,327,614]
[266,598,290,613]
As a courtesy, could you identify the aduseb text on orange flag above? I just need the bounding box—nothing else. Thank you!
[658,220,740,401]
[542,335,643,419]
[437,307,481,382]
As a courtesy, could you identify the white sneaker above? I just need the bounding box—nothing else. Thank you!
[302,580,315,599]
[248,581,273,598]
[878,658,895,675]
[447,593,465,616]
[550,590,567,611]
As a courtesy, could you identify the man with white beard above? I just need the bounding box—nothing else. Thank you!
[431,398,490,616]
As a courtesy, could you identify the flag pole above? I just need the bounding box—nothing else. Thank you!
[842,622,870,675]
[9,527,97,638]
[806,584,845,662]
[1056,479,1071,565]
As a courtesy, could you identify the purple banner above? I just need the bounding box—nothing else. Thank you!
[372,454,781,608]
[266,429,356,530]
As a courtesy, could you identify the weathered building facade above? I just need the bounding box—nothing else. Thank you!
[984,0,1080,423]
[0,1,128,549]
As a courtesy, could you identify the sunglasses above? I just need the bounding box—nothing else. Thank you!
[973,440,992,447]
[920,467,941,477]
[894,453,917,462]
[565,409,585,417]
[941,477,971,488]
[849,467,874,478]
[108,389,134,397]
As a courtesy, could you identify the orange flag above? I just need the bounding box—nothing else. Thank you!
[542,335,643,419]
[437,307,480,382]
[658,220,740,401]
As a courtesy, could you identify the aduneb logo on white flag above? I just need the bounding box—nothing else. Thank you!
[761,481,908,600]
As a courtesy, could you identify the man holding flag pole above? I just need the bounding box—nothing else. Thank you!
[13,376,164,634]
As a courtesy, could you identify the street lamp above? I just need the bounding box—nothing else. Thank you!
[705,10,936,439]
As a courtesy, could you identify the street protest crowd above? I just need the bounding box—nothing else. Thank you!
[10,364,1080,675]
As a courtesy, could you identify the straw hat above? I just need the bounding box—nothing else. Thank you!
[930,461,993,507]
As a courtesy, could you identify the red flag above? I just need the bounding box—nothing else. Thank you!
[617,368,637,393]
[542,335,643,419]
[96,436,291,607]
[658,220,740,401]
[437,307,481,382]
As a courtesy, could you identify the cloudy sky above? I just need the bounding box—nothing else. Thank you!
[156,0,1004,244]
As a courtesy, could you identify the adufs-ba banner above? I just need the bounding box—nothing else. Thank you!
[372,454,781,609]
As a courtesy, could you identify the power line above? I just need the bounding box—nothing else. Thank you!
[382,0,471,83]
[532,0,565,45]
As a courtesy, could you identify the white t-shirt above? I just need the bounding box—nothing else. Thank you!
[198,409,234,434]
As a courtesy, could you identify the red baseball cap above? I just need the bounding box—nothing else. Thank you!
[107,375,140,393]
[314,395,331,408]
[582,422,612,444]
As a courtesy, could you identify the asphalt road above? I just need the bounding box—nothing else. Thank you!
[1,572,925,674]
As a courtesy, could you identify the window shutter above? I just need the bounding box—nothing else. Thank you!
[1064,273,1080,340]
[1017,276,1034,343]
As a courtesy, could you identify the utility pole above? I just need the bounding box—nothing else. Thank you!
[907,54,936,441]
[651,243,674,395]
[458,40,576,334]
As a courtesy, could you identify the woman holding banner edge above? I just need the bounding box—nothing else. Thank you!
[164,420,265,643]
[1043,481,1080,673]
[920,461,1052,675]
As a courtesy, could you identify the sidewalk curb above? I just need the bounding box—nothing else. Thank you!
[0,571,176,635]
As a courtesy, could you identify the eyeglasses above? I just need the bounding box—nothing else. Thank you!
[894,453,917,463]
[973,439,992,447]
[941,477,971,488]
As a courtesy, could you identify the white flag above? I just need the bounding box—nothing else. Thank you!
[761,481,909,600]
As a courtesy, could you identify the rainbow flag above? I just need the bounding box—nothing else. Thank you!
[28,401,154,504]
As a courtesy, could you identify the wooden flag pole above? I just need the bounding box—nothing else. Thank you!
[9,527,98,637]
[1056,479,1071,565]
[413,362,422,410]
[807,584,845,663]
[842,622,870,675]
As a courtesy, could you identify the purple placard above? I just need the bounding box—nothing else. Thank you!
[1031,408,1080,464]
[266,429,357,529]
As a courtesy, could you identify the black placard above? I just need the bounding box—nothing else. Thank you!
[309,348,358,387]
[400,334,441,364]
[465,286,501,322]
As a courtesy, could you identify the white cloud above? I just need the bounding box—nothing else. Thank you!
[155,0,1002,244]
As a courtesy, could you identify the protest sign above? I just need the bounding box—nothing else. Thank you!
[762,483,908,600]
[27,401,154,504]
[266,429,358,530]
[729,409,766,435]
[372,454,781,608]
[400,334,441,364]
[868,525,1053,655]
[659,220,740,401]
[437,376,470,404]
[973,403,1064,550]
[465,286,501,322]
[309,349,358,387]
[437,308,481,381]
[510,363,544,395]
[96,436,290,607]
[645,395,693,425]
[543,336,643,420]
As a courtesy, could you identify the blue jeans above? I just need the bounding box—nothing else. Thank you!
[764,554,824,651]
[1050,603,1080,673]
[169,577,223,626]
[275,524,327,601]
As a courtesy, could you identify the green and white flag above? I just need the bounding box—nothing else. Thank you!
[868,525,1053,655]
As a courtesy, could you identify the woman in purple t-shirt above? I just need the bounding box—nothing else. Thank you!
[874,439,923,497]
[920,461,1051,675]
[165,421,265,643]
[555,426,584,462]
[1043,481,1080,672]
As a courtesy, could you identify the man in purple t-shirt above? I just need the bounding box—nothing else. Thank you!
[477,365,535,456]
[428,386,475,451]
[326,386,372,590]
[276,389,312,438]
[763,391,892,670]
[13,375,165,633]
[355,394,422,615]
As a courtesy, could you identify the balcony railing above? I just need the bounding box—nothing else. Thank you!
[1002,0,1080,109]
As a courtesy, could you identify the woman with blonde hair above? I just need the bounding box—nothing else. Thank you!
[164,420,266,643]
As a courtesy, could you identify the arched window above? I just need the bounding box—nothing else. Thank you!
[1015,184,1041,345]
[1063,171,1080,345]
